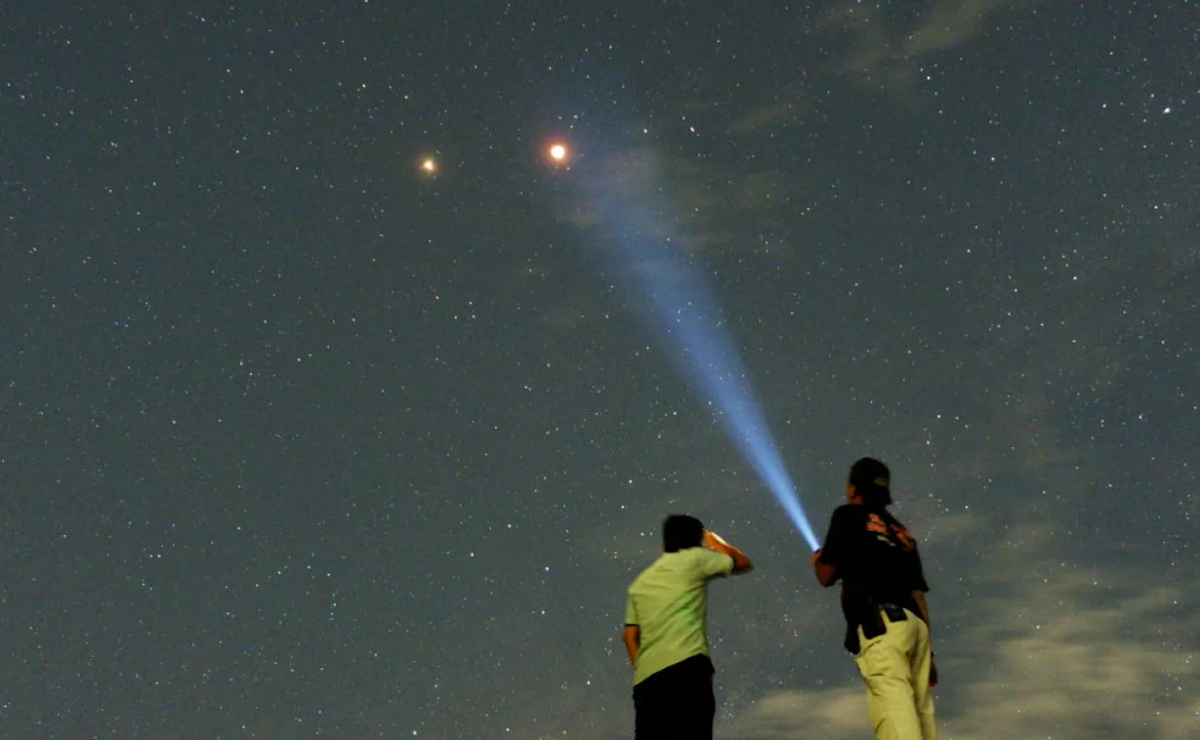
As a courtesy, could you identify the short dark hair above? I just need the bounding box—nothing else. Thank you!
[849,457,893,507]
[662,514,705,553]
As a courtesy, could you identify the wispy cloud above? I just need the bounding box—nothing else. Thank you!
[730,0,1039,134]
[727,88,810,136]
[905,0,1034,56]
[826,0,1035,93]
[724,685,866,739]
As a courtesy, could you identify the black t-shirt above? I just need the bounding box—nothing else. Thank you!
[818,504,930,652]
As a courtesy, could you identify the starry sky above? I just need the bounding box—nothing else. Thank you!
[2,1,1197,738]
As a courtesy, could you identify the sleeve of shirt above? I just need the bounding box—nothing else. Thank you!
[624,590,639,626]
[694,548,735,579]
[818,505,857,567]
[909,546,930,593]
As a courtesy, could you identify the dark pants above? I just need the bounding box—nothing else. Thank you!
[633,654,716,740]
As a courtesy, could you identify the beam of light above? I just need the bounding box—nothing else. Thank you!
[573,149,820,551]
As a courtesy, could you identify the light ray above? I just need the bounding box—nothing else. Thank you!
[577,150,820,550]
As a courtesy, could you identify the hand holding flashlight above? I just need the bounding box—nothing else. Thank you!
[702,529,753,574]
[703,529,729,549]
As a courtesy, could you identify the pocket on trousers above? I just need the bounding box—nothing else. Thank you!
[881,602,908,622]
[854,630,885,674]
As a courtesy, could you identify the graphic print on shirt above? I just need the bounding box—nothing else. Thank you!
[866,513,916,551]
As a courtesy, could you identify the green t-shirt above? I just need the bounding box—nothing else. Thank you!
[624,547,735,685]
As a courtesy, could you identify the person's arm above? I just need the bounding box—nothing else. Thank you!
[813,506,852,587]
[911,589,931,632]
[622,625,640,666]
[622,591,641,666]
[911,589,938,687]
[704,530,753,574]
[812,549,839,587]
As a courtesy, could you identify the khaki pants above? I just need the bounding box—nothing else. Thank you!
[854,608,937,740]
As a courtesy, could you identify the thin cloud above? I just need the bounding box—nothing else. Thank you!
[728,89,810,136]
[732,0,1040,130]
[827,0,1036,93]
[906,0,1034,56]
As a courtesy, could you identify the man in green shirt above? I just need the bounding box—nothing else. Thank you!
[623,514,754,740]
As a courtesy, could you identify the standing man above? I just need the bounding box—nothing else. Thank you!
[623,514,754,740]
[813,458,938,740]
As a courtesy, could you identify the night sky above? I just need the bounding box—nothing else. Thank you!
[2,1,1198,738]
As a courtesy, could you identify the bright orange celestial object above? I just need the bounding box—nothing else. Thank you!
[420,157,437,174]
[547,143,568,164]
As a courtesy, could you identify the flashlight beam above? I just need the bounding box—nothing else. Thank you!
[579,151,820,551]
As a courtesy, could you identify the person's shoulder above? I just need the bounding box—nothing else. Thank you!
[682,546,734,575]
[679,546,716,561]
[882,510,920,547]
[697,545,731,561]
[674,546,724,565]
[629,555,667,586]
[880,508,909,529]
[831,504,865,522]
